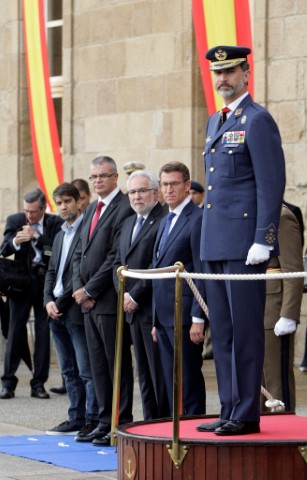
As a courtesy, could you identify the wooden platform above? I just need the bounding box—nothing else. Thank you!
[116,414,307,480]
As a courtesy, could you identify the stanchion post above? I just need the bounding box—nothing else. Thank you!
[167,262,189,468]
[111,266,127,446]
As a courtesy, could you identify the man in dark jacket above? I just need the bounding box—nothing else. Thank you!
[0,188,62,399]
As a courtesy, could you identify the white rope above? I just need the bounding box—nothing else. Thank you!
[120,269,307,281]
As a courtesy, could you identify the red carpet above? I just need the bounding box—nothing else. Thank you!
[126,415,307,443]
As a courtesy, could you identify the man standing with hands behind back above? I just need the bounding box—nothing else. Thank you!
[72,156,134,447]
[197,46,285,436]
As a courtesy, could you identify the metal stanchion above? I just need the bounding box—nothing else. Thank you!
[167,262,189,467]
[110,266,127,446]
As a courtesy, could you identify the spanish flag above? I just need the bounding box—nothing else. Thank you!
[192,0,254,115]
[23,0,63,211]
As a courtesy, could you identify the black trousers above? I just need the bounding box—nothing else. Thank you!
[1,275,50,390]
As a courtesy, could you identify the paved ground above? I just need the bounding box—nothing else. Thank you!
[0,337,306,479]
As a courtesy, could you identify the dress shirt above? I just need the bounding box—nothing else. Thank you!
[53,214,83,298]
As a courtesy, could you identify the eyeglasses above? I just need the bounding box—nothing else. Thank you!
[127,188,155,196]
[24,208,43,214]
[161,181,185,189]
[89,173,117,181]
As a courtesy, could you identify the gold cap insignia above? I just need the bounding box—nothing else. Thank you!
[215,49,227,61]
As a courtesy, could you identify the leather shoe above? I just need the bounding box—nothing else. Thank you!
[75,426,109,443]
[31,387,50,399]
[0,387,15,399]
[92,433,111,446]
[49,385,67,395]
[214,420,260,436]
[196,418,228,432]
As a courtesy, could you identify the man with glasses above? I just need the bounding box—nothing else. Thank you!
[114,170,169,420]
[72,156,134,446]
[151,161,207,416]
[0,188,63,400]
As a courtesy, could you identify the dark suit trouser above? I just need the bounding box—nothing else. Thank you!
[203,260,268,422]
[156,323,206,416]
[130,319,170,420]
[84,311,133,431]
[1,278,50,390]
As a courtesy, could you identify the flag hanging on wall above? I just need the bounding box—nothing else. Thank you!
[192,0,254,115]
[23,0,63,211]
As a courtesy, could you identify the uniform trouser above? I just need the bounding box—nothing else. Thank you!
[262,329,295,413]
[203,260,268,422]
[1,280,50,390]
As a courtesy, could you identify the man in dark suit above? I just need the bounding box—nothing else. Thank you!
[0,188,63,399]
[197,46,285,435]
[152,161,206,417]
[72,156,134,446]
[44,183,98,436]
[114,169,169,420]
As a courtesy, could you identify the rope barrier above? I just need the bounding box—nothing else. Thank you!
[119,264,300,413]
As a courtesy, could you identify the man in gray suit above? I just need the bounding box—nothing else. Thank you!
[72,156,134,446]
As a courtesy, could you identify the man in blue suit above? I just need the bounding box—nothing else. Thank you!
[152,161,206,416]
[197,46,285,435]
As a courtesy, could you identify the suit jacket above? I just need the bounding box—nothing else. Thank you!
[73,191,134,314]
[200,93,285,261]
[152,200,206,326]
[0,212,63,271]
[44,221,84,325]
[113,202,166,324]
[265,205,304,328]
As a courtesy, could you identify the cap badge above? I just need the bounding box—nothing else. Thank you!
[215,49,227,61]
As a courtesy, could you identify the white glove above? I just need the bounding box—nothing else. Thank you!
[245,243,271,265]
[274,317,297,336]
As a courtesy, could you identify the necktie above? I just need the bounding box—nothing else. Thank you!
[158,212,176,255]
[220,107,231,127]
[131,216,144,244]
[89,201,104,239]
[31,223,41,263]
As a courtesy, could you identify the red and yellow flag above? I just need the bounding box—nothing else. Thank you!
[23,0,63,211]
[192,0,254,115]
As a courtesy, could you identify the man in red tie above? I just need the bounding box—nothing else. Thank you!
[72,156,134,446]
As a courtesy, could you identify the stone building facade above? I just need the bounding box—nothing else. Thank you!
[0,1,307,355]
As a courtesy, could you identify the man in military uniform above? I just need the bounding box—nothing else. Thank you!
[197,46,285,435]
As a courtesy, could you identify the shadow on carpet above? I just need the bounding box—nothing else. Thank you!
[0,434,117,472]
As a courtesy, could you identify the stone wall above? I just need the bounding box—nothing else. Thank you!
[62,0,206,191]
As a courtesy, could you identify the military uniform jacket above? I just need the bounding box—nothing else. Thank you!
[200,93,286,261]
[265,205,304,328]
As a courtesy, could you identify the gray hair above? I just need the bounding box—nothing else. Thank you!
[127,170,160,190]
[91,156,117,173]
[23,188,46,208]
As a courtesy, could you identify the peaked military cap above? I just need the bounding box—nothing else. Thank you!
[206,45,251,71]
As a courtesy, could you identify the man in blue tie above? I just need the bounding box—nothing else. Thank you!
[152,161,207,416]
[114,170,169,420]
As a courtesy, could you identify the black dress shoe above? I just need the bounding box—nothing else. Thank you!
[196,418,228,432]
[31,387,50,399]
[49,385,67,395]
[214,420,260,436]
[92,433,111,446]
[0,387,15,399]
[75,426,108,443]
